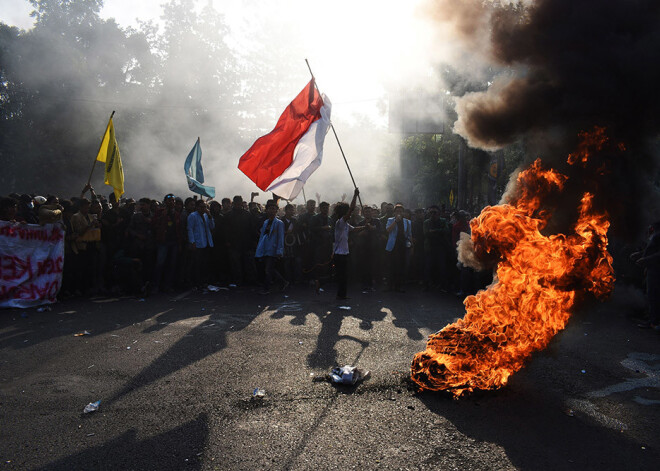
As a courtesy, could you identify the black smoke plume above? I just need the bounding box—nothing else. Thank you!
[430,0,660,238]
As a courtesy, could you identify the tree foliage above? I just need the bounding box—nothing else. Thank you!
[0,0,252,196]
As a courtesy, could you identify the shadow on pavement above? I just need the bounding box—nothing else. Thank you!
[36,413,209,471]
[418,384,660,471]
[105,292,262,405]
[0,294,182,351]
[305,306,375,369]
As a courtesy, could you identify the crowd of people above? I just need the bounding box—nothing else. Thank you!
[0,185,491,300]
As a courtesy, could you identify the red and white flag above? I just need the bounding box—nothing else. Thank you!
[238,79,331,200]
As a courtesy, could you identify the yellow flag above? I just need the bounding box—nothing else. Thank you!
[95,117,124,200]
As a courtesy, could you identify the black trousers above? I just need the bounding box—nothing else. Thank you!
[389,244,406,290]
[334,254,349,298]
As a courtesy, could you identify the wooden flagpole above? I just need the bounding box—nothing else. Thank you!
[87,110,115,186]
[304,59,363,208]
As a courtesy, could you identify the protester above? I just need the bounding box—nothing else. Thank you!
[37,195,63,225]
[152,194,182,293]
[187,199,215,288]
[356,205,381,291]
[255,200,287,294]
[297,199,317,280]
[424,205,450,291]
[631,221,660,331]
[0,197,18,222]
[385,204,412,292]
[224,195,252,285]
[127,197,155,290]
[70,197,100,294]
[310,201,333,293]
[209,200,228,284]
[332,188,362,300]
[280,203,299,284]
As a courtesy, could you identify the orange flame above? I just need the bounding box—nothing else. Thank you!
[410,130,615,396]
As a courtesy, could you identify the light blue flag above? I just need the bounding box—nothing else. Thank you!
[184,137,215,198]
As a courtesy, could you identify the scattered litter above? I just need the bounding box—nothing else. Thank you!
[252,388,265,398]
[36,306,52,312]
[74,331,91,337]
[565,409,575,417]
[126,346,131,350]
[275,303,303,312]
[87,365,95,369]
[310,373,314,376]
[86,433,95,437]
[283,295,289,298]
[362,291,369,294]
[329,365,370,385]
[83,400,101,414]
[110,334,120,337]
[229,284,237,288]
[207,285,221,292]
[133,340,138,344]
[137,298,146,302]
[298,341,303,345]
[318,288,324,293]
[338,306,351,310]
[581,369,586,374]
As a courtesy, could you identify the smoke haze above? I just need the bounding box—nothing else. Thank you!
[0,0,441,206]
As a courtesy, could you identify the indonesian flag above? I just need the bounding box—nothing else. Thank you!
[238,79,332,200]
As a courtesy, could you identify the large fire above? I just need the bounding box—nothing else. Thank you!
[410,129,617,396]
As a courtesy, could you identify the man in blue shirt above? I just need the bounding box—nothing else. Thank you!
[255,200,287,294]
[187,199,214,288]
[385,204,413,292]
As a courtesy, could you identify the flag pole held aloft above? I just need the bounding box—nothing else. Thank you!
[304,59,363,208]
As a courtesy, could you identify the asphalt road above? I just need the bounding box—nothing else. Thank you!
[1,281,659,470]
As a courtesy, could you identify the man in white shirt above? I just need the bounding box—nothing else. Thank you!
[333,188,363,300]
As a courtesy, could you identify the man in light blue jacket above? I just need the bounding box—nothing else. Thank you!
[255,200,287,294]
[385,203,412,292]
[187,199,215,287]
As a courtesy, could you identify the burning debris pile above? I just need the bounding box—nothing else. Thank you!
[410,0,660,396]
[411,130,618,396]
